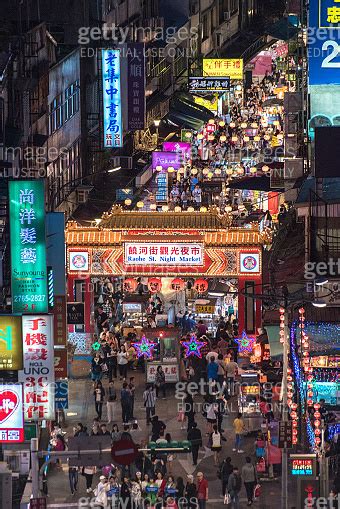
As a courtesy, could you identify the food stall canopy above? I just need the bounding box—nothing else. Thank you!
[228,175,284,192]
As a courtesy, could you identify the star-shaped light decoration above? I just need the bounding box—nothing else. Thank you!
[235,330,256,354]
[132,335,157,359]
[92,341,101,351]
[181,335,207,358]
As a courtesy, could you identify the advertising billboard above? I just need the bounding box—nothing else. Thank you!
[308,0,340,85]
[102,49,123,148]
[0,384,24,443]
[152,151,182,170]
[203,59,243,79]
[9,180,48,314]
[188,76,230,92]
[0,315,23,370]
[19,315,55,420]
[127,43,145,130]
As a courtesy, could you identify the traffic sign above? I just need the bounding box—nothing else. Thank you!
[278,421,293,448]
[111,439,138,466]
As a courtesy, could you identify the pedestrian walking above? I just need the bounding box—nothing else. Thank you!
[106,381,117,423]
[68,465,78,495]
[83,465,96,493]
[91,352,103,382]
[143,384,156,424]
[210,424,222,466]
[94,475,110,508]
[233,412,245,453]
[128,376,136,420]
[155,365,166,399]
[227,466,242,509]
[121,382,131,424]
[185,474,198,509]
[93,381,105,420]
[196,472,208,509]
[117,345,128,380]
[187,422,202,466]
[219,457,233,497]
[241,457,257,505]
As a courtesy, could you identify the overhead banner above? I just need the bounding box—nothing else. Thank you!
[203,59,243,80]
[0,384,24,443]
[308,0,340,85]
[0,315,23,370]
[127,43,145,130]
[102,49,123,148]
[19,315,55,420]
[189,76,230,92]
[9,180,48,314]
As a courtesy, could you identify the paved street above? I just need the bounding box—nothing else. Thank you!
[46,370,282,508]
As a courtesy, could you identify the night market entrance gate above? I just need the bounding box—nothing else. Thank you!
[66,207,267,335]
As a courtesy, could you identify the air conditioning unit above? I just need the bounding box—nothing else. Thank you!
[224,12,231,21]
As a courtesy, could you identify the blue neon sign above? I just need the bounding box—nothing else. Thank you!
[102,49,123,148]
[308,0,340,85]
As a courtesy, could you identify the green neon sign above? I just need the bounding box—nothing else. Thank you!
[9,180,48,313]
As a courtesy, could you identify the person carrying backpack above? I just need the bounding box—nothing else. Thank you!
[227,466,242,509]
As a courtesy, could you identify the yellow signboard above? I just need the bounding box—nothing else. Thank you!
[194,95,218,112]
[0,315,23,370]
[196,304,215,314]
[203,59,244,80]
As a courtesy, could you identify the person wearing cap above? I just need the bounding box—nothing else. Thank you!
[94,475,110,508]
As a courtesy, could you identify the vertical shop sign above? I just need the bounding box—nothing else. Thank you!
[102,49,123,147]
[0,383,24,443]
[9,181,48,313]
[127,43,145,130]
[19,315,55,420]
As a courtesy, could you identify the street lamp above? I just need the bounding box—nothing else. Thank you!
[154,119,161,146]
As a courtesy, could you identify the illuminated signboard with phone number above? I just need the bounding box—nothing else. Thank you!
[290,455,317,478]
[9,181,48,313]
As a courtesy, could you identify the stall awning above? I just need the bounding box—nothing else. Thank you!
[266,18,298,41]
[228,175,284,192]
[166,92,212,130]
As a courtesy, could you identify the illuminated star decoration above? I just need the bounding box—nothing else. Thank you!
[132,335,157,359]
[92,341,101,351]
[181,335,207,358]
[235,330,256,354]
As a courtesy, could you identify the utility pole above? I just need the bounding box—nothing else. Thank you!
[31,438,40,498]
[281,306,289,509]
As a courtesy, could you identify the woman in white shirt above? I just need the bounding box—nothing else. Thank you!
[117,345,128,380]
[210,424,222,466]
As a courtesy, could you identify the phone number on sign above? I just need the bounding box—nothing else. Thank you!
[14,295,46,302]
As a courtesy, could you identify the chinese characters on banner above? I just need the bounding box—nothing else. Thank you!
[188,76,230,92]
[147,364,179,383]
[53,296,67,346]
[0,316,23,370]
[9,181,48,313]
[124,243,204,266]
[127,43,145,130]
[102,49,123,148]
[308,0,340,85]
[0,384,24,443]
[203,59,244,80]
[19,316,55,420]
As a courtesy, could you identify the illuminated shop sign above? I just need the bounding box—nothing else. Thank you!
[124,243,204,266]
[188,76,230,92]
[68,251,90,272]
[239,253,261,274]
[102,49,123,148]
[203,59,243,80]
[290,455,317,478]
[0,316,23,370]
[0,384,24,443]
[9,180,48,313]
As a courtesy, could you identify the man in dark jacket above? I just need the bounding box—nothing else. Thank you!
[187,422,202,465]
[219,457,233,497]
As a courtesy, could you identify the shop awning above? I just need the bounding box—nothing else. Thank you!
[166,92,212,130]
[228,175,284,192]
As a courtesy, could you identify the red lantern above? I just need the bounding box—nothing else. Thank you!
[315,437,321,445]
[123,278,138,293]
[194,279,208,293]
[170,278,185,292]
[148,277,162,293]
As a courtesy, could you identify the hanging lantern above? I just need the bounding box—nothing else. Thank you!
[148,277,162,293]
[123,278,138,293]
[193,279,209,294]
[220,135,227,142]
[171,278,185,292]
